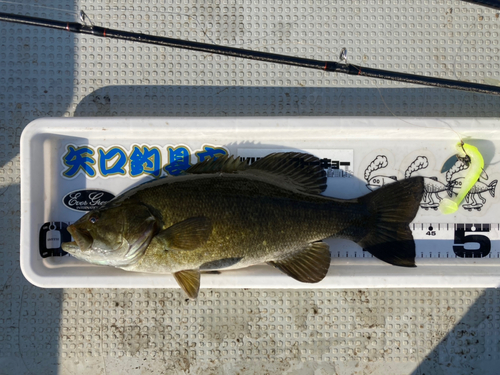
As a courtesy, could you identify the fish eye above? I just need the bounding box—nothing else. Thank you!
[89,216,98,224]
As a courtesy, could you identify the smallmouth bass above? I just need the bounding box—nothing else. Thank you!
[62,152,425,298]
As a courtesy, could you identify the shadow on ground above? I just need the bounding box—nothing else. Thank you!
[0,1,76,373]
[412,289,500,375]
[74,85,500,118]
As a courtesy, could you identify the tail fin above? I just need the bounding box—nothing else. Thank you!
[358,177,425,267]
[488,180,497,198]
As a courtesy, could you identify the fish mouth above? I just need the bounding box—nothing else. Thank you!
[61,241,79,253]
[63,225,93,253]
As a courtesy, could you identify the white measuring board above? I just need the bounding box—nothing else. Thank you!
[20,117,500,288]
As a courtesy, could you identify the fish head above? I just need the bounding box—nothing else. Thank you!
[62,203,158,267]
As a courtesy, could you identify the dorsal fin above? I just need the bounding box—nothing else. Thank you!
[248,152,327,194]
[185,155,248,174]
[186,152,327,194]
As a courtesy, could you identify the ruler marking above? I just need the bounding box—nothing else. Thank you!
[411,222,500,259]
[329,223,499,259]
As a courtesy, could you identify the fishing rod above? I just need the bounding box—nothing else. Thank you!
[460,0,500,10]
[1,11,500,97]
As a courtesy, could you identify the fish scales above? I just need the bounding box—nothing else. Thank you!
[123,174,365,274]
[62,152,425,298]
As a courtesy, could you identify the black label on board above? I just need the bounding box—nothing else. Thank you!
[62,189,115,212]
[39,222,72,258]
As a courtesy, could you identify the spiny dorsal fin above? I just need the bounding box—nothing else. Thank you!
[186,155,247,174]
[174,269,200,299]
[268,242,331,283]
[248,152,327,194]
[187,152,327,194]
[156,217,212,251]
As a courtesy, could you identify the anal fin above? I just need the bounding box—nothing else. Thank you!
[174,269,201,299]
[268,242,331,283]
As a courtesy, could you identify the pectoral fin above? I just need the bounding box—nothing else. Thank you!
[174,269,201,299]
[157,217,212,251]
[268,242,331,283]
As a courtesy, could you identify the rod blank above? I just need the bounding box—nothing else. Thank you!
[1,11,500,96]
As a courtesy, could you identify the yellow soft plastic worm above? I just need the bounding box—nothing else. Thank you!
[439,142,484,214]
